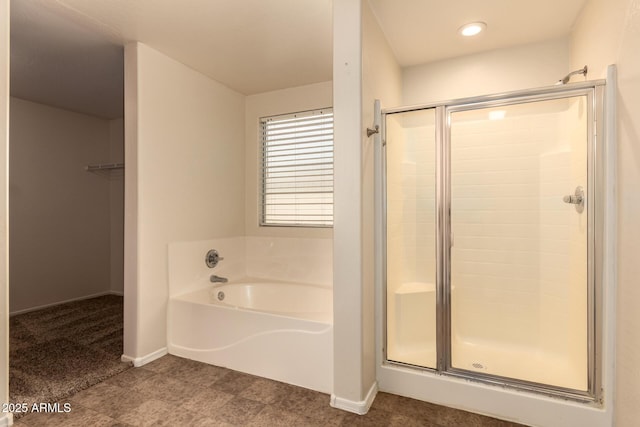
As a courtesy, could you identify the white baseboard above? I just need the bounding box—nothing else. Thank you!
[0,412,13,426]
[122,347,167,367]
[10,291,124,316]
[330,381,378,415]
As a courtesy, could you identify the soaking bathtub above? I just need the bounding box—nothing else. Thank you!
[168,280,333,393]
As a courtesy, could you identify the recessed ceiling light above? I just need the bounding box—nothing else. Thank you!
[459,22,486,37]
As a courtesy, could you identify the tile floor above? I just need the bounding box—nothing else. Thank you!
[14,354,525,426]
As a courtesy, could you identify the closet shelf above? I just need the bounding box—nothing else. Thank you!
[85,162,125,171]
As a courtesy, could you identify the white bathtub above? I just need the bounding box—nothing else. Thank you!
[168,281,333,393]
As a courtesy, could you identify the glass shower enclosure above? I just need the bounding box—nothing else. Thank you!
[383,82,604,400]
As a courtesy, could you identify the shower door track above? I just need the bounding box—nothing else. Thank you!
[380,80,606,404]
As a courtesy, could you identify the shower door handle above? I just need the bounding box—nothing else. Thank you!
[563,186,584,213]
[562,195,582,204]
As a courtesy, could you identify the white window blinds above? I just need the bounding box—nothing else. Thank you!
[261,108,334,227]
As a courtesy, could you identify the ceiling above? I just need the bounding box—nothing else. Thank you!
[368,0,587,67]
[11,0,124,119]
[10,0,587,119]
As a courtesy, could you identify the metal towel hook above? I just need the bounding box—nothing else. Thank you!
[366,125,379,137]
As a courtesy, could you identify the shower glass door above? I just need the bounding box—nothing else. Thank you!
[447,95,591,392]
[385,108,437,369]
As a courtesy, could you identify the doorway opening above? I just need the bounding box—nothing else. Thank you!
[8,0,127,412]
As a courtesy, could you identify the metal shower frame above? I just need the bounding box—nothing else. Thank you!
[379,80,606,403]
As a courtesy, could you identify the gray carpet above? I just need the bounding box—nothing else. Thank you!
[9,295,132,416]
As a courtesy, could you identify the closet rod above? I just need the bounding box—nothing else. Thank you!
[85,162,125,171]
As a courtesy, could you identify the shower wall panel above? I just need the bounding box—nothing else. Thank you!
[450,109,552,349]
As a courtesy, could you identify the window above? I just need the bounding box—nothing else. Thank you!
[260,108,333,227]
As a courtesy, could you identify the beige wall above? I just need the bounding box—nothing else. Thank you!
[0,0,8,420]
[123,43,139,360]
[403,38,570,105]
[361,0,403,399]
[109,118,124,294]
[571,0,640,425]
[332,0,403,410]
[332,0,364,404]
[9,98,113,313]
[124,42,245,358]
[244,81,332,239]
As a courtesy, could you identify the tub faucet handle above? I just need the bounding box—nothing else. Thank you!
[205,249,224,268]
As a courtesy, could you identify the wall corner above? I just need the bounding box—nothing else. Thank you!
[123,41,140,359]
[0,0,9,411]
[332,0,366,405]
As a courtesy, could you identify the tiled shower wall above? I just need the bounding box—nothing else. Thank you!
[451,108,551,348]
[168,236,333,297]
[451,99,586,359]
